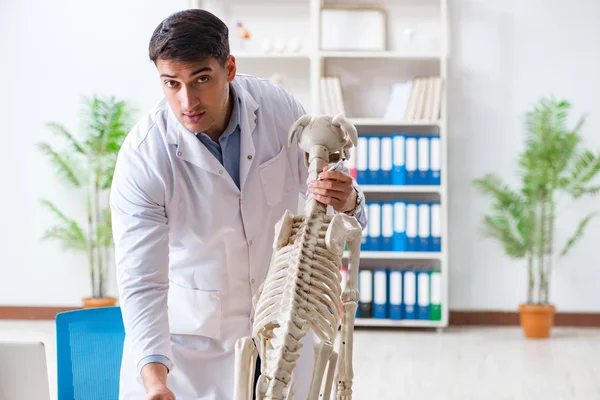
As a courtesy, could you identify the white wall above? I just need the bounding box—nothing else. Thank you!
[0,0,190,305]
[1,0,599,312]
[448,0,600,311]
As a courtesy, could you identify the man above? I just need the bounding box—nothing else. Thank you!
[110,8,367,400]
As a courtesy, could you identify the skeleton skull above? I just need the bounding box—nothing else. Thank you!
[288,114,358,167]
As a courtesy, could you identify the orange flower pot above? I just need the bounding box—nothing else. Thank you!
[82,297,118,308]
[519,303,555,339]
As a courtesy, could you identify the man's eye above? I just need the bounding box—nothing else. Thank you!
[165,81,178,88]
[197,76,209,83]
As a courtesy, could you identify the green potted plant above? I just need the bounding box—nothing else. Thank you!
[473,96,600,338]
[38,95,133,308]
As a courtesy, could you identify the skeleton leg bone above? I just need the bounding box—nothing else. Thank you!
[285,382,296,400]
[307,340,334,400]
[234,337,258,400]
[334,237,360,400]
[334,299,358,400]
[322,350,338,400]
[325,214,362,400]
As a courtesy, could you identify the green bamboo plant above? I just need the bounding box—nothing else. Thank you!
[473,96,600,305]
[38,95,132,299]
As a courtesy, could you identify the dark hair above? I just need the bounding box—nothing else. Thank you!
[149,9,230,67]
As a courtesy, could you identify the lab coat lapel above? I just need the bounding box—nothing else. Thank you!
[236,82,258,190]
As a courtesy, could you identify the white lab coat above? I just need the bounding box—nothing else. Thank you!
[110,74,327,400]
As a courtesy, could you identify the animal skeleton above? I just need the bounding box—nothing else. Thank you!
[233,114,363,400]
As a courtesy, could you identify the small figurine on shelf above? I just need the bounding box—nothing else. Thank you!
[236,21,250,39]
[236,20,250,51]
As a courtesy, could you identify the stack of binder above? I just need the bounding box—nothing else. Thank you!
[349,133,441,186]
[344,267,442,321]
[360,201,441,252]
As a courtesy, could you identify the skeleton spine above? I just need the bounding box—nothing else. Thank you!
[264,201,326,399]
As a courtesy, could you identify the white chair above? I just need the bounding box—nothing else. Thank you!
[0,341,52,400]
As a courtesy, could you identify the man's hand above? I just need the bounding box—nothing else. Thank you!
[307,165,357,213]
[142,363,175,400]
[146,385,176,400]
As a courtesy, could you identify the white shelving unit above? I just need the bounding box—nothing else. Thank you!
[355,318,445,328]
[235,53,310,59]
[348,118,441,127]
[362,185,441,194]
[320,51,441,60]
[343,251,443,260]
[191,0,450,329]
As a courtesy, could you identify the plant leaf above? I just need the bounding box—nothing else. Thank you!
[472,174,521,206]
[37,143,82,188]
[82,95,130,156]
[45,122,86,154]
[39,199,88,252]
[582,184,600,196]
[520,96,584,192]
[99,154,118,190]
[473,172,536,258]
[559,211,598,257]
[566,151,600,189]
[481,212,529,258]
[42,226,88,252]
[40,199,70,222]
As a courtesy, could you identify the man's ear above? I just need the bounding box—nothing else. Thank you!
[226,55,236,82]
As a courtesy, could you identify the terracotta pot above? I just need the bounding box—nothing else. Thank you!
[82,297,118,309]
[519,303,555,339]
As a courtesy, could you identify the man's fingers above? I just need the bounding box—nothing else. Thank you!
[309,186,345,202]
[308,165,353,211]
[310,179,347,193]
[318,169,352,182]
[145,387,176,400]
[311,193,344,209]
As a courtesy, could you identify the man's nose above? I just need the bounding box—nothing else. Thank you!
[180,86,200,111]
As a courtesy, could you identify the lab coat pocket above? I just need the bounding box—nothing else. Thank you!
[259,147,290,206]
[168,280,221,339]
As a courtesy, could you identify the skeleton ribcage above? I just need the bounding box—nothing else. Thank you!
[252,217,343,343]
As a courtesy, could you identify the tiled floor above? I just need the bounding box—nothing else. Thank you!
[1,320,599,400]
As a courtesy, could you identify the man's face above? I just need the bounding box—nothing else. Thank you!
[156,56,236,135]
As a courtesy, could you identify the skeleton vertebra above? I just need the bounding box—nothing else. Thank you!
[233,114,363,400]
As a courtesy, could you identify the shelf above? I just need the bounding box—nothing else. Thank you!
[361,185,441,193]
[349,118,440,127]
[321,0,442,6]
[343,251,442,260]
[233,52,310,59]
[233,52,439,61]
[320,51,441,60]
[354,319,444,328]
